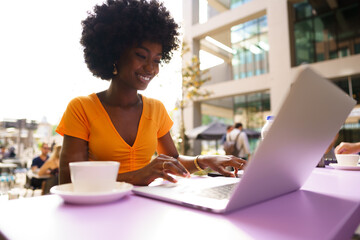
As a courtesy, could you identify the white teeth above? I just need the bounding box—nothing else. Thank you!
[139,75,151,81]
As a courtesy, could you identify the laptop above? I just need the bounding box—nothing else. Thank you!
[133,66,356,213]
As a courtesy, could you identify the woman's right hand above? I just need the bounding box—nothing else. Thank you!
[128,154,190,186]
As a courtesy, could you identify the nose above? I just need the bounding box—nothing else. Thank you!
[144,60,156,74]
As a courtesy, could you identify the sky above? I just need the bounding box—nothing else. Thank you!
[0,0,183,125]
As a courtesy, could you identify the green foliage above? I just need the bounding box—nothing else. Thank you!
[178,42,212,110]
[178,41,212,154]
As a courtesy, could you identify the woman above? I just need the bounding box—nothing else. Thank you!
[38,145,61,177]
[38,145,61,194]
[56,0,246,186]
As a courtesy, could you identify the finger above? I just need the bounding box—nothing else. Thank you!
[160,155,190,177]
[155,155,185,172]
[334,144,341,154]
[334,146,344,154]
[228,161,246,170]
[163,161,190,178]
[160,172,177,183]
[213,165,235,177]
[223,157,246,169]
[233,157,247,164]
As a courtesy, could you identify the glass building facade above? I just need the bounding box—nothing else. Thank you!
[202,91,270,152]
[233,91,270,130]
[199,0,252,24]
[230,0,252,9]
[184,0,360,155]
[333,75,360,143]
[231,16,269,79]
[291,0,360,66]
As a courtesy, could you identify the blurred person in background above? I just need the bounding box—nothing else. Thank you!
[227,123,251,160]
[30,142,50,189]
[7,146,16,158]
[56,0,246,186]
[0,145,7,160]
[38,145,61,177]
[38,145,61,194]
[335,142,360,154]
[221,125,234,145]
[0,145,16,160]
[31,143,50,172]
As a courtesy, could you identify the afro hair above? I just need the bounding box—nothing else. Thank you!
[80,0,180,80]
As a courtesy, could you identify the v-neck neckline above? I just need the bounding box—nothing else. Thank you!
[92,93,145,148]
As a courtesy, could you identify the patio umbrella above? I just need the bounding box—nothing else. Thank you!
[185,122,227,140]
[185,122,228,152]
[186,122,261,140]
[242,129,261,139]
[186,122,261,153]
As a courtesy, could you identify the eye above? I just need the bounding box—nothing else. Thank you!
[154,59,161,64]
[135,53,146,59]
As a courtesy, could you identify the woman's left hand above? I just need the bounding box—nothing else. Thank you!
[197,155,247,177]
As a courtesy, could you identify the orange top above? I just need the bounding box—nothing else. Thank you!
[56,93,173,173]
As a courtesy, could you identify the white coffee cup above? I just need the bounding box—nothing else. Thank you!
[335,154,359,167]
[70,161,120,193]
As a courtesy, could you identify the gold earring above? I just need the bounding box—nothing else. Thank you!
[112,64,118,75]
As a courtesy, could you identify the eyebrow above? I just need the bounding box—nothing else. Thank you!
[137,46,162,57]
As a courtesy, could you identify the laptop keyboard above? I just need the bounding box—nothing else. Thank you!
[197,183,237,200]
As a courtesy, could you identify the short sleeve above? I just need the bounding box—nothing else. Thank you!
[156,101,173,138]
[30,158,37,167]
[56,97,90,141]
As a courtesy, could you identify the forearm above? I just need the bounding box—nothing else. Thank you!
[59,160,72,184]
[177,155,206,173]
[38,163,49,176]
[178,154,246,178]
[59,135,89,184]
[116,169,146,186]
[116,167,165,186]
[59,149,87,184]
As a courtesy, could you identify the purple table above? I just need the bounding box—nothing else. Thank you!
[1,168,360,240]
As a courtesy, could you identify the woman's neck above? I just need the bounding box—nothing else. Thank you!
[101,83,141,108]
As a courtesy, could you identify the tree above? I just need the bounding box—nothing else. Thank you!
[178,41,212,154]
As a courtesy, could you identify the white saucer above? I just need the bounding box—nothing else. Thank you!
[50,182,133,205]
[329,163,360,171]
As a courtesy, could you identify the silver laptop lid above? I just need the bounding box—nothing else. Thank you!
[225,66,356,212]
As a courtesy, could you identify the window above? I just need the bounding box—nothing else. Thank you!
[199,0,253,24]
[332,75,360,143]
[291,0,360,66]
[201,91,270,153]
[233,91,270,130]
[231,16,269,79]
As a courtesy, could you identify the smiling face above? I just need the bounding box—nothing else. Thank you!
[114,41,162,91]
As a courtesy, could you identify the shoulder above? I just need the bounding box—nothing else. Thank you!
[239,131,248,139]
[231,129,240,135]
[65,94,101,118]
[68,93,97,107]
[142,95,165,108]
[142,95,167,117]
[240,131,247,136]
